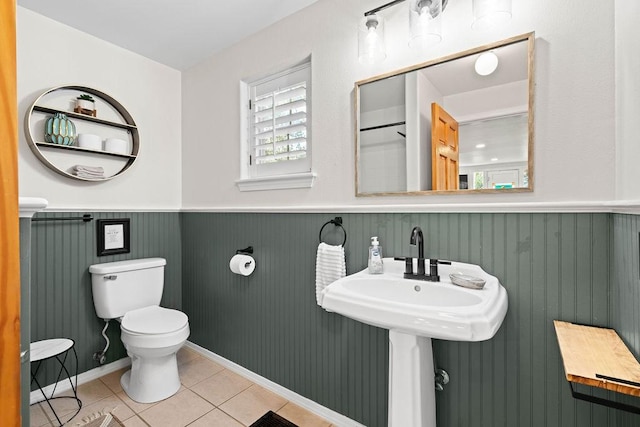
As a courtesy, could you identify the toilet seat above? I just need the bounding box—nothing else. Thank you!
[121,305,188,335]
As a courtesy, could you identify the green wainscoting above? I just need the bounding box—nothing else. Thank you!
[611,214,640,426]
[612,214,640,354]
[20,218,33,425]
[25,211,640,426]
[29,211,182,391]
[181,212,640,427]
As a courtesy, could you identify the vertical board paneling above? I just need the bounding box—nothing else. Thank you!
[26,211,640,426]
[181,212,635,427]
[20,219,33,426]
[182,213,389,427]
[29,211,181,390]
[612,214,640,427]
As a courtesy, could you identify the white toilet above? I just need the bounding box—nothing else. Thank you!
[89,258,190,403]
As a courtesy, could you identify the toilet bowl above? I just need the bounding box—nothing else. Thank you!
[89,258,190,403]
[119,305,189,403]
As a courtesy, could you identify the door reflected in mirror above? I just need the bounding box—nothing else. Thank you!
[356,32,534,196]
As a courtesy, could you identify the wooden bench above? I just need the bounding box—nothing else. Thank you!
[554,320,640,413]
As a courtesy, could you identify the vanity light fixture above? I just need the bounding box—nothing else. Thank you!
[475,143,486,148]
[358,0,448,64]
[472,0,512,31]
[359,0,511,64]
[474,51,499,76]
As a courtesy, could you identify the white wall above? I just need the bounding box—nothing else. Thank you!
[17,8,182,210]
[407,70,441,191]
[359,103,407,194]
[15,1,622,211]
[615,0,640,201]
[182,0,615,209]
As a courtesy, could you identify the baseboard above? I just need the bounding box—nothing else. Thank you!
[184,341,365,427]
[29,357,131,405]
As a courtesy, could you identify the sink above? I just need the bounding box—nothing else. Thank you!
[321,257,508,427]
[321,257,507,341]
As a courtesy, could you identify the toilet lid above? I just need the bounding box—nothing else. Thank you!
[121,306,188,335]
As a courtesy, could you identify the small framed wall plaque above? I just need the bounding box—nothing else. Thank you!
[97,218,130,256]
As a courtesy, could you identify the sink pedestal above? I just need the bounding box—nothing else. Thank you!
[389,330,436,427]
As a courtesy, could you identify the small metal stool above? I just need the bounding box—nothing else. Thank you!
[30,338,82,426]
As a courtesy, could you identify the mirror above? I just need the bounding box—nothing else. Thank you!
[356,32,534,196]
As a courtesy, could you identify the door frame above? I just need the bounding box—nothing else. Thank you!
[0,0,22,425]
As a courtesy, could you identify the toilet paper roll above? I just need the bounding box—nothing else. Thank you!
[229,254,255,276]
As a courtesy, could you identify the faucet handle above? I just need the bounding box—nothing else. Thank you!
[405,257,413,274]
[428,259,451,281]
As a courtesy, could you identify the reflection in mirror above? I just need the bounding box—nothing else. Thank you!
[356,32,534,196]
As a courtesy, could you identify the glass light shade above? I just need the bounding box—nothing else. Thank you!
[408,0,443,49]
[472,0,512,31]
[474,51,499,75]
[358,15,386,65]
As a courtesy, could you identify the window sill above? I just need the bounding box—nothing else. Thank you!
[236,172,317,192]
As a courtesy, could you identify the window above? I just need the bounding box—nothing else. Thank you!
[237,60,315,191]
[473,171,485,189]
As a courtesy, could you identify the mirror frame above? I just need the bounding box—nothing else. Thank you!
[355,32,535,197]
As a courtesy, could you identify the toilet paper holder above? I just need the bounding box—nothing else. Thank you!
[230,248,256,276]
[236,246,253,255]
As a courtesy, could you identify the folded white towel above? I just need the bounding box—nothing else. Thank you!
[73,165,105,174]
[315,242,346,306]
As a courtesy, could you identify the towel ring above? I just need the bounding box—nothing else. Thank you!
[319,217,347,246]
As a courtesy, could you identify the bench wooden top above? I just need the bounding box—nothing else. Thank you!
[554,320,640,396]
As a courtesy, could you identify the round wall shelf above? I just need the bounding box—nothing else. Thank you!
[25,85,139,181]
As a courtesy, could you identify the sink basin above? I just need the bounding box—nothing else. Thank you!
[321,257,507,341]
[342,277,483,306]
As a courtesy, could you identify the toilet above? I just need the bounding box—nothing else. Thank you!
[89,258,189,403]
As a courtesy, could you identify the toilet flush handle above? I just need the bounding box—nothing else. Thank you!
[104,275,117,280]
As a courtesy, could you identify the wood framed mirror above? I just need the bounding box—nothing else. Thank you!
[355,32,534,196]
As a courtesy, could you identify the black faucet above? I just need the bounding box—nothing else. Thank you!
[403,226,451,282]
[410,226,425,275]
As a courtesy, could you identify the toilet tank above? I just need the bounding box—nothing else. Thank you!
[89,258,166,320]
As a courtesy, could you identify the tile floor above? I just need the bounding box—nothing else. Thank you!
[30,347,333,427]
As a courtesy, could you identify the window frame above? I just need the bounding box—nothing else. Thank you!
[237,60,315,192]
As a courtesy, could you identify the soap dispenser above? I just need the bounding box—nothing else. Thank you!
[368,236,383,274]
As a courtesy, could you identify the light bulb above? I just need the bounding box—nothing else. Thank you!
[408,0,442,49]
[475,51,499,76]
[358,15,386,64]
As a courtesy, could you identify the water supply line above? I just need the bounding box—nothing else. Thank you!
[93,320,110,364]
[433,347,450,391]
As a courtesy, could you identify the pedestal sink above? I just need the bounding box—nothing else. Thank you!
[321,258,508,427]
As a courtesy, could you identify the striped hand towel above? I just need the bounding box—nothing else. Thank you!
[315,242,346,306]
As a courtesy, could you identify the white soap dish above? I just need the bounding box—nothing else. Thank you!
[449,273,486,290]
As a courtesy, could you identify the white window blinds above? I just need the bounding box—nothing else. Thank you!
[249,62,311,177]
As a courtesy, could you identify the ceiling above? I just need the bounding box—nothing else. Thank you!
[17,0,320,70]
